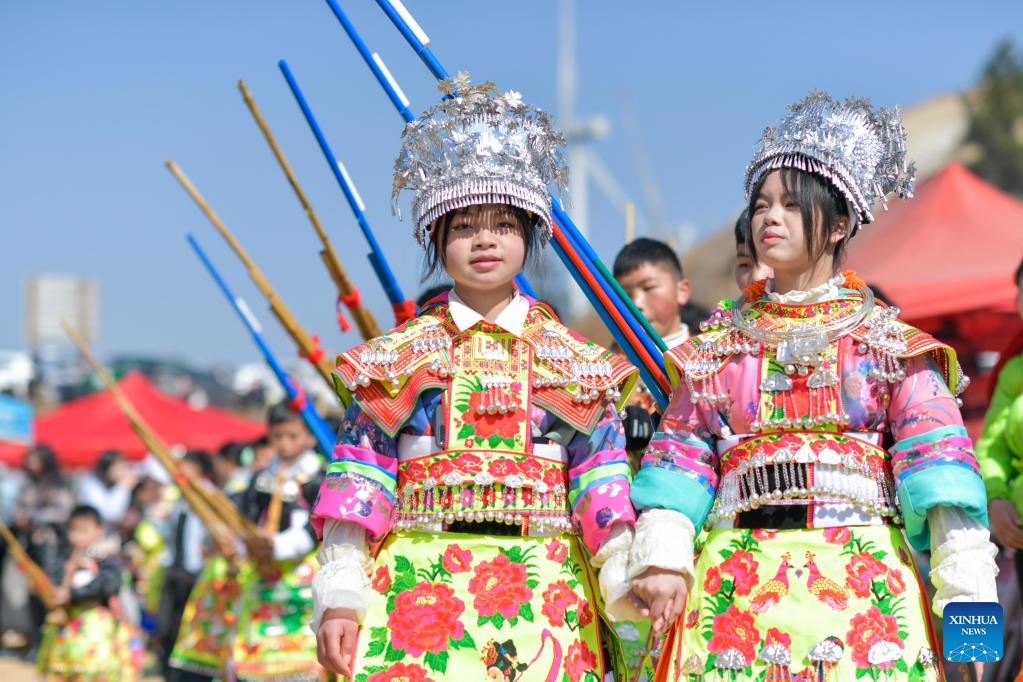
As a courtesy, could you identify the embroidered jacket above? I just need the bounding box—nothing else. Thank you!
[311,294,638,554]
[631,281,986,550]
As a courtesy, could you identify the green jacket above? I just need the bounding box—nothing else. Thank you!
[976,354,1023,516]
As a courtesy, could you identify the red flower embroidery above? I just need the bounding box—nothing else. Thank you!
[442,544,473,574]
[897,546,913,567]
[720,550,760,596]
[774,434,805,450]
[685,609,699,630]
[543,467,567,488]
[488,458,519,478]
[368,662,436,682]
[462,394,525,441]
[707,605,760,664]
[846,605,902,669]
[766,627,791,648]
[752,529,777,541]
[468,554,533,619]
[403,461,428,483]
[371,566,391,593]
[564,640,597,682]
[704,566,722,594]
[517,458,543,480]
[844,553,887,599]
[885,569,906,595]
[824,527,851,545]
[428,458,455,480]
[457,454,484,474]
[577,599,593,627]
[387,583,465,657]
[545,538,568,564]
[541,580,579,627]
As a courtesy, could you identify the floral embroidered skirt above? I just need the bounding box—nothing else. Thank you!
[232,555,324,682]
[352,530,625,682]
[170,557,248,677]
[615,619,657,682]
[37,604,144,680]
[656,526,943,682]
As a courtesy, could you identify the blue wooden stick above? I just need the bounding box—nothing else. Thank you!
[371,0,665,353]
[324,0,668,405]
[315,1,538,300]
[187,234,336,454]
[278,59,414,320]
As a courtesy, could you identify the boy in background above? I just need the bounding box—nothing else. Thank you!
[38,505,143,680]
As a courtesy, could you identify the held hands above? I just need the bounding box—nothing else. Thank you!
[317,607,360,677]
[629,566,688,634]
[988,499,1023,550]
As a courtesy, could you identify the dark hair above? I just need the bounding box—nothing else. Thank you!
[70,504,103,526]
[867,284,895,307]
[24,444,65,486]
[95,449,123,480]
[1015,256,1023,287]
[218,441,247,467]
[267,400,305,428]
[613,238,683,279]
[422,205,542,281]
[416,283,452,308]
[183,450,215,480]
[681,301,713,332]
[733,209,750,250]
[746,168,851,266]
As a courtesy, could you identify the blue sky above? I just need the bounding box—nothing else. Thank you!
[2,1,1021,367]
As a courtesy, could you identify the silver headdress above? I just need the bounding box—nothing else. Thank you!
[392,72,568,248]
[744,91,916,228]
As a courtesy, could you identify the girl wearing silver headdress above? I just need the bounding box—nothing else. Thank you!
[309,75,642,682]
[628,92,998,681]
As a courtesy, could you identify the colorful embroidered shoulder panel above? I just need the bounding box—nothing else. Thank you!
[520,311,637,433]
[333,312,452,437]
[663,295,963,394]
[335,301,638,438]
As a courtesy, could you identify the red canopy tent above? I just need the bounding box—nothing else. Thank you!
[846,161,1023,436]
[14,371,266,469]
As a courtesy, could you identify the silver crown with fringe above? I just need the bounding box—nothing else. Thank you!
[392,72,569,248]
[744,91,916,228]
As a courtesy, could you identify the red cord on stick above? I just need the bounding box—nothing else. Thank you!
[301,334,327,365]
[288,386,307,412]
[393,299,417,324]
[335,297,352,333]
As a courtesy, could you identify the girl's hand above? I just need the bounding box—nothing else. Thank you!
[630,566,688,634]
[989,499,1023,550]
[317,607,360,676]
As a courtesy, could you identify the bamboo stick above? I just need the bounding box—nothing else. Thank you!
[165,160,335,388]
[0,520,57,610]
[238,79,381,341]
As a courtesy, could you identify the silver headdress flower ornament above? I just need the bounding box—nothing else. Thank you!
[744,91,916,233]
[392,72,569,248]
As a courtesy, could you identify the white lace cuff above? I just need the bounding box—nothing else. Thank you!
[311,521,372,632]
[928,506,999,615]
[626,509,696,591]
[592,524,642,622]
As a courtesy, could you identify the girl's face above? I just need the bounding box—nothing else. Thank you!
[750,170,811,272]
[441,205,526,293]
